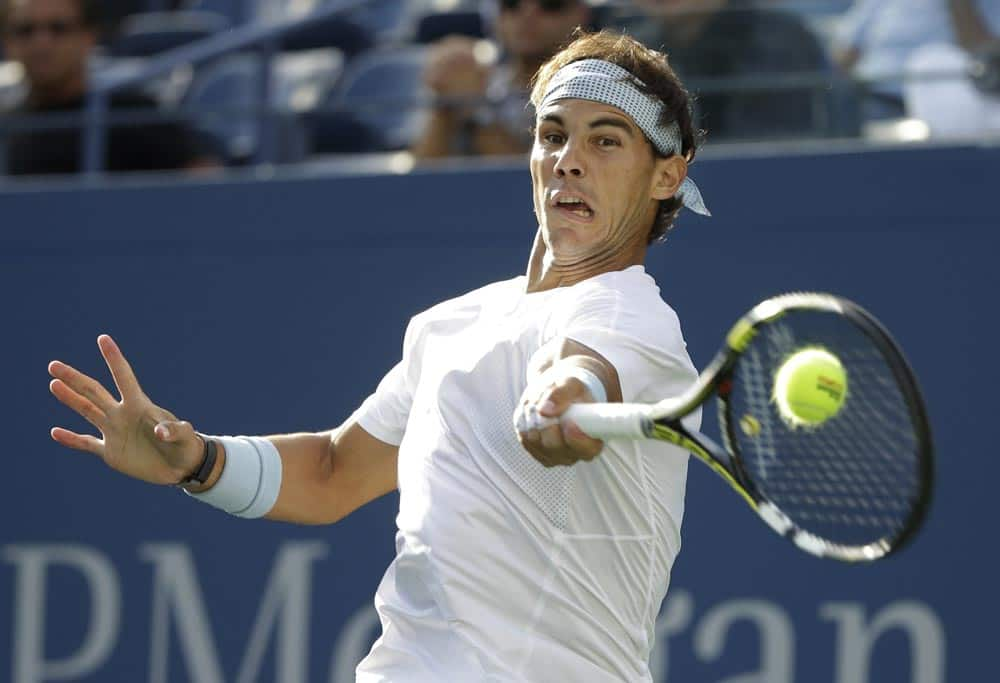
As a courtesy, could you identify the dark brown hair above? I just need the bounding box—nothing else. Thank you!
[530,30,702,244]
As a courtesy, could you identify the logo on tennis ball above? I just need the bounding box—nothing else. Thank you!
[772,347,847,428]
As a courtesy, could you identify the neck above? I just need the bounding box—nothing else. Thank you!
[525,229,646,293]
[28,72,88,107]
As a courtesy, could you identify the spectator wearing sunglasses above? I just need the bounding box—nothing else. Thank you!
[616,0,828,141]
[0,0,215,176]
[412,0,591,159]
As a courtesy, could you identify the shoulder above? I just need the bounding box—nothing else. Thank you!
[553,267,686,346]
[424,276,521,315]
[553,269,696,400]
[404,276,523,337]
[558,267,678,319]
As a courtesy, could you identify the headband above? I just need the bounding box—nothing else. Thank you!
[539,59,710,216]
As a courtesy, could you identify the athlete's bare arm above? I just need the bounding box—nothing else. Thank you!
[49,335,398,525]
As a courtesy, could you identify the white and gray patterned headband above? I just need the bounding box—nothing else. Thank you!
[539,59,710,216]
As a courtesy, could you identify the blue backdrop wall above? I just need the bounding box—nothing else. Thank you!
[1,143,997,682]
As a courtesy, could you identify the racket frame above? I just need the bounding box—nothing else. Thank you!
[631,293,934,562]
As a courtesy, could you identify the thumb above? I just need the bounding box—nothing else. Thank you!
[154,420,196,443]
[538,382,585,418]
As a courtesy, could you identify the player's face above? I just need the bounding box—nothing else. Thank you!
[531,98,674,263]
[4,0,95,92]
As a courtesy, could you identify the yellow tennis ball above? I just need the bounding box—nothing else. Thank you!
[772,347,848,427]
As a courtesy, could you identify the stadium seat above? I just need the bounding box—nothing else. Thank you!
[279,13,373,56]
[311,46,428,153]
[109,11,231,58]
[182,51,345,163]
[345,0,411,42]
[89,55,194,106]
[275,48,345,113]
[181,0,245,25]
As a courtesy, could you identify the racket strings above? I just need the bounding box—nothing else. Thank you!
[727,313,924,547]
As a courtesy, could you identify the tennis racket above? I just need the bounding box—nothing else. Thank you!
[564,292,933,562]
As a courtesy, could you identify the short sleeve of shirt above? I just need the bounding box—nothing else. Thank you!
[540,274,697,405]
[354,317,421,446]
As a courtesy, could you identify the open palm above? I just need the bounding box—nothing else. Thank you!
[49,335,202,485]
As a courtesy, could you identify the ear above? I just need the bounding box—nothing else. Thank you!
[649,155,688,202]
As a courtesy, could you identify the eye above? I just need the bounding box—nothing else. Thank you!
[542,132,565,145]
[596,136,621,148]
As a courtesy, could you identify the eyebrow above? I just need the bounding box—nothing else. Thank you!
[539,113,636,138]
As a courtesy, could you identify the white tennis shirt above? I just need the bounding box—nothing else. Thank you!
[354,266,699,682]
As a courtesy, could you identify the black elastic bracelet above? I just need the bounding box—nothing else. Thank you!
[179,437,217,486]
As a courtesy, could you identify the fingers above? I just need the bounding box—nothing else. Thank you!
[97,335,143,402]
[515,374,604,467]
[50,427,105,457]
[518,423,601,467]
[49,378,108,431]
[515,403,602,467]
[48,360,118,413]
[561,420,603,460]
[538,383,581,418]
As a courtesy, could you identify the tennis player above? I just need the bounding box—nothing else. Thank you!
[48,30,710,682]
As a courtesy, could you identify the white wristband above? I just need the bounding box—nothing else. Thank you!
[514,364,608,432]
[185,436,282,518]
[562,366,608,403]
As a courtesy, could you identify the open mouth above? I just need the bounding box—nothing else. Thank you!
[553,196,594,220]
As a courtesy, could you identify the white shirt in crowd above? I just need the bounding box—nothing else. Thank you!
[354,266,699,682]
[836,0,1000,96]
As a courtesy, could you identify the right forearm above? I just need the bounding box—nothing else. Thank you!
[949,0,996,51]
[266,431,343,524]
[187,423,398,525]
[411,108,464,159]
[182,431,337,523]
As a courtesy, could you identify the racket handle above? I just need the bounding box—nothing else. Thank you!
[563,404,653,440]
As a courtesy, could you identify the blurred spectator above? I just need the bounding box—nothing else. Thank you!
[411,0,591,159]
[618,0,830,141]
[834,0,1000,121]
[0,0,216,176]
[101,0,148,37]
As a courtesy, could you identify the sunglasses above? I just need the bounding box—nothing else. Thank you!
[6,19,82,40]
[500,0,576,13]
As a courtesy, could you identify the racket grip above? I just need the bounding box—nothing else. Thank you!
[563,404,652,440]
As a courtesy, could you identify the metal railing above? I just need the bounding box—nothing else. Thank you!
[3,0,984,175]
[81,0,370,175]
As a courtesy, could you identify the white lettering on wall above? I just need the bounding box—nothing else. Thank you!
[327,603,380,683]
[693,599,795,683]
[3,544,121,683]
[140,541,328,683]
[2,541,951,682]
[649,589,694,681]
[820,600,946,683]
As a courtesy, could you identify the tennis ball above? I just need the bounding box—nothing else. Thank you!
[772,347,847,428]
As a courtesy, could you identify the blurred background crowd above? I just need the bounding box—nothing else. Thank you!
[1,0,998,177]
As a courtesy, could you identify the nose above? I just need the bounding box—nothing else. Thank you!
[553,139,585,178]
